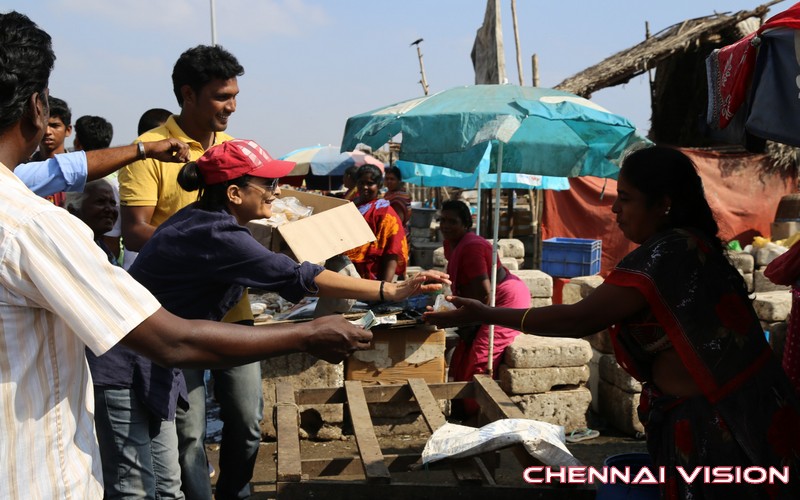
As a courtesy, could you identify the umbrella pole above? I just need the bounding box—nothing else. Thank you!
[487,142,503,377]
[475,172,482,236]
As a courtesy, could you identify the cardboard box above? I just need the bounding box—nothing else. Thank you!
[247,189,375,264]
[345,325,446,385]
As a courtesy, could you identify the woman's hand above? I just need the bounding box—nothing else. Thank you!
[423,295,487,328]
[388,270,451,301]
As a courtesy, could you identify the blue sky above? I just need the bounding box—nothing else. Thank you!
[8,0,784,156]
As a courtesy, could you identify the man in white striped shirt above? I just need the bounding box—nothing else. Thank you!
[0,12,375,498]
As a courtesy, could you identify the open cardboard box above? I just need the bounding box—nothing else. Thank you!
[247,189,375,264]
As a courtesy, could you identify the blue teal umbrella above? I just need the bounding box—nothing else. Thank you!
[395,144,569,190]
[342,84,647,374]
[341,84,648,179]
[279,145,383,177]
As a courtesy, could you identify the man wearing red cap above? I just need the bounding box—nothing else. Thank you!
[116,45,259,500]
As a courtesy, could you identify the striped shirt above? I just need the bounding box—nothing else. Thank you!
[0,163,161,498]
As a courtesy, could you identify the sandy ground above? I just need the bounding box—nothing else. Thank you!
[207,427,647,498]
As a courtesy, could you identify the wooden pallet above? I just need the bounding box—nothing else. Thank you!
[274,374,595,499]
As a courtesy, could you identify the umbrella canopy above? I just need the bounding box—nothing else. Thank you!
[395,143,569,190]
[706,3,800,146]
[341,84,648,179]
[280,145,384,177]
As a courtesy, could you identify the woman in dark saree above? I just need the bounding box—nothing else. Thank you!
[426,146,800,499]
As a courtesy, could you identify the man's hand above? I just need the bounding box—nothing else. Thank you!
[142,138,190,163]
[303,314,373,363]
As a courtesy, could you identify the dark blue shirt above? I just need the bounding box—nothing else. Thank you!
[89,204,324,420]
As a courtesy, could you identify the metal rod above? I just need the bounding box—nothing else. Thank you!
[487,142,504,377]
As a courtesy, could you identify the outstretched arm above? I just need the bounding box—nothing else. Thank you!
[122,307,372,368]
[424,282,647,338]
[86,139,190,181]
[312,268,449,302]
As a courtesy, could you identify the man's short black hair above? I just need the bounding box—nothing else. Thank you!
[0,11,55,132]
[172,45,244,106]
[47,96,71,126]
[75,115,113,151]
[137,107,172,136]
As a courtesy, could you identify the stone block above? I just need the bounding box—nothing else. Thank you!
[754,269,791,293]
[727,251,754,273]
[754,244,787,268]
[742,272,754,293]
[586,329,614,354]
[501,257,519,271]
[599,354,642,393]
[497,238,525,259]
[562,276,604,305]
[753,291,792,322]
[498,364,589,394]
[598,379,643,436]
[531,297,552,307]
[588,349,602,413]
[504,334,592,368]
[561,282,583,306]
[510,387,591,433]
[511,269,553,298]
[260,353,344,438]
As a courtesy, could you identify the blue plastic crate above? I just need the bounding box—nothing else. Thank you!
[541,238,602,278]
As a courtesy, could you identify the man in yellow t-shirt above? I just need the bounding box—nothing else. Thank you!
[117,44,257,500]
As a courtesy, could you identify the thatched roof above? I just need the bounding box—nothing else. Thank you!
[554,1,780,98]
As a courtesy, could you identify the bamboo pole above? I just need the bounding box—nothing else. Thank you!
[511,0,524,86]
[411,39,430,96]
[531,54,539,87]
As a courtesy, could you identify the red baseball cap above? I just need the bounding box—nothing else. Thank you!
[196,139,295,185]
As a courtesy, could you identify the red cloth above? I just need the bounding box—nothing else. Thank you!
[708,2,800,129]
[542,149,795,276]
[344,199,408,280]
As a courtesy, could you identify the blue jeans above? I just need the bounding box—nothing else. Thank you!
[94,386,184,499]
[178,362,263,500]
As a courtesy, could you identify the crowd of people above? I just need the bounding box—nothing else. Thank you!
[4,7,800,500]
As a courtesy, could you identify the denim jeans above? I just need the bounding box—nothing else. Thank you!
[178,362,263,500]
[94,386,184,499]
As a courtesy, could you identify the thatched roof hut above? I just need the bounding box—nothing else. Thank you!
[554,1,796,172]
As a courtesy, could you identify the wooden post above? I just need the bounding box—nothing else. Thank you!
[411,39,430,96]
[511,0,524,86]
[531,53,539,87]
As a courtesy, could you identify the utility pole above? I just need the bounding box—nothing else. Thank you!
[410,38,429,95]
[210,0,218,45]
[511,0,524,85]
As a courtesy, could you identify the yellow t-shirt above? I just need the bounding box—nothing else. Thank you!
[118,116,252,322]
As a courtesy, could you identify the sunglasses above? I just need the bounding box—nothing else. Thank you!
[247,178,279,194]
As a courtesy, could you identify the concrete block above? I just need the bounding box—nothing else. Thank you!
[599,354,642,393]
[260,353,344,439]
[497,238,525,259]
[598,379,643,436]
[588,348,602,413]
[586,329,614,354]
[510,387,591,433]
[531,297,553,307]
[753,291,792,322]
[501,257,519,271]
[727,251,754,273]
[511,269,553,298]
[560,275,604,305]
[754,244,787,268]
[754,269,791,293]
[498,364,589,394]
[742,272,754,293]
[504,334,592,368]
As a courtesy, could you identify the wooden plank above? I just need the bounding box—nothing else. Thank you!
[295,381,472,405]
[301,453,421,478]
[275,383,302,482]
[472,375,526,421]
[344,380,391,483]
[407,378,447,431]
[277,480,596,500]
